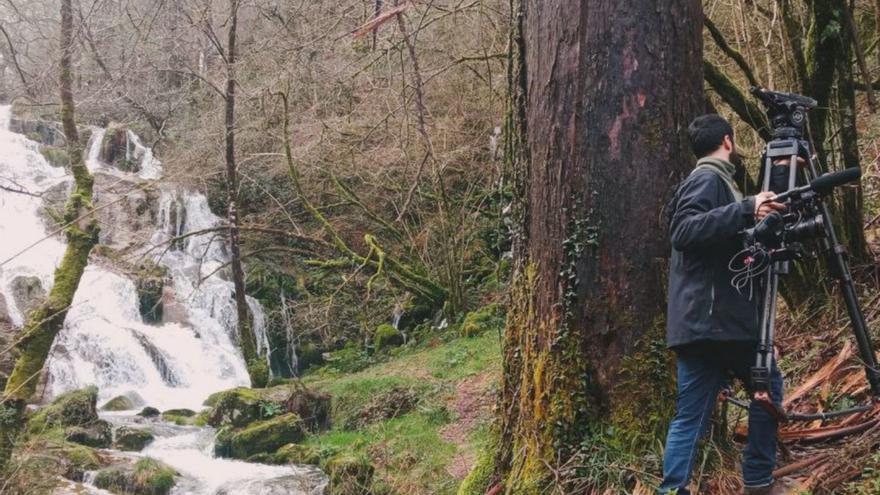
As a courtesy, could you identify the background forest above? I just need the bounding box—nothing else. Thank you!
[0,0,877,494]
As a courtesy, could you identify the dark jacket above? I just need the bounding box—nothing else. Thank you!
[666,169,760,348]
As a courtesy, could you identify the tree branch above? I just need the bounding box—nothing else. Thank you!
[704,59,772,141]
[704,16,760,88]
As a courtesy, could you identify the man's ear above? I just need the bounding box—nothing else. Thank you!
[723,135,734,151]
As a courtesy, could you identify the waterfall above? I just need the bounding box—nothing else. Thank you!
[0,106,68,326]
[0,107,324,493]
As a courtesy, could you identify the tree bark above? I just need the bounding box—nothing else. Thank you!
[492,0,703,492]
[1,0,98,465]
[224,0,263,387]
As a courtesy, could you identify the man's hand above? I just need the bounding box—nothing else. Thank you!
[754,191,785,221]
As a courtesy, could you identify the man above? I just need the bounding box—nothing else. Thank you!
[660,114,791,495]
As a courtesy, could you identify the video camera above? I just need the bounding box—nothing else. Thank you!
[746,167,862,250]
[750,86,817,138]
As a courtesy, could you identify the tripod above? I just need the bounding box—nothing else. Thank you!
[748,88,880,421]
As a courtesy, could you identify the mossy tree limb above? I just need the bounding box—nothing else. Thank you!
[490,1,703,492]
[1,0,98,467]
[276,91,447,309]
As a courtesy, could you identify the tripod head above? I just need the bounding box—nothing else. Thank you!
[750,86,817,139]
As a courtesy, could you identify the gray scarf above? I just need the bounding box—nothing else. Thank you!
[692,157,743,201]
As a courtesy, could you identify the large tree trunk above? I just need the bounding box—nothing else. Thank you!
[223,0,264,387]
[0,0,98,465]
[492,1,703,492]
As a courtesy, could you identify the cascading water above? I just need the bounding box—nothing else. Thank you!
[0,106,322,494]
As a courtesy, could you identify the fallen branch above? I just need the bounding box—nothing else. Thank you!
[352,2,410,38]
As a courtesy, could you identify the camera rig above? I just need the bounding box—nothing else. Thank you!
[737,87,880,421]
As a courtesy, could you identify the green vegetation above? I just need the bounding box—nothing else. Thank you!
[93,458,177,495]
[299,330,503,494]
[374,324,404,351]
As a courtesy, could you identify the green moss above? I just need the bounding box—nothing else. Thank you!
[459,304,504,338]
[27,386,99,433]
[457,434,498,495]
[93,458,176,495]
[276,443,322,465]
[214,413,305,460]
[324,452,374,495]
[3,436,101,492]
[39,145,69,168]
[374,324,404,351]
[137,406,160,418]
[101,395,136,411]
[114,426,155,452]
[248,359,270,388]
[206,386,280,428]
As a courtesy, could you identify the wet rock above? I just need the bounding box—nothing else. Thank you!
[99,125,137,172]
[93,173,158,251]
[64,420,112,448]
[214,413,305,460]
[207,384,330,431]
[11,275,46,317]
[39,145,69,168]
[9,119,66,147]
[93,458,176,495]
[113,426,154,452]
[4,436,101,492]
[137,406,161,418]
[100,395,135,411]
[38,180,71,231]
[161,408,198,425]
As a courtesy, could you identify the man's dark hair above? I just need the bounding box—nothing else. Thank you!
[687,114,734,158]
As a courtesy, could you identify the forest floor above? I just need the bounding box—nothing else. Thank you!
[301,331,502,495]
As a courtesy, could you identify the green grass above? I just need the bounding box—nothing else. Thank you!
[301,331,502,495]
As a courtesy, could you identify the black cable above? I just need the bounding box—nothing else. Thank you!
[724,396,873,422]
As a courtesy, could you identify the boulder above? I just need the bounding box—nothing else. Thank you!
[64,420,112,448]
[460,303,503,338]
[28,387,99,433]
[4,436,101,492]
[113,426,154,452]
[93,458,176,495]
[373,324,403,351]
[207,384,331,432]
[138,406,161,418]
[214,413,305,460]
[9,119,66,147]
[100,395,135,412]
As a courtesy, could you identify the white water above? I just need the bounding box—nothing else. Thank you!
[0,106,320,494]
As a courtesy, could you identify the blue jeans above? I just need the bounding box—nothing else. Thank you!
[659,343,784,494]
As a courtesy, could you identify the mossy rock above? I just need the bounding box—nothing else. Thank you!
[206,387,267,428]
[28,386,99,433]
[460,303,504,338]
[275,443,322,465]
[114,426,155,452]
[137,406,161,418]
[323,453,374,495]
[64,419,112,448]
[134,261,167,325]
[374,324,403,351]
[4,436,101,492]
[161,408,198,425]
[93,458,176,495]
[101,395,136,411]
[214,413,305,460]
[39,145,69,168]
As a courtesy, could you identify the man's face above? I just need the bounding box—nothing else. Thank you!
[726,135,742,166]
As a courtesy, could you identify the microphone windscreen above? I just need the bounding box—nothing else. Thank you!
[810,168,861,195]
